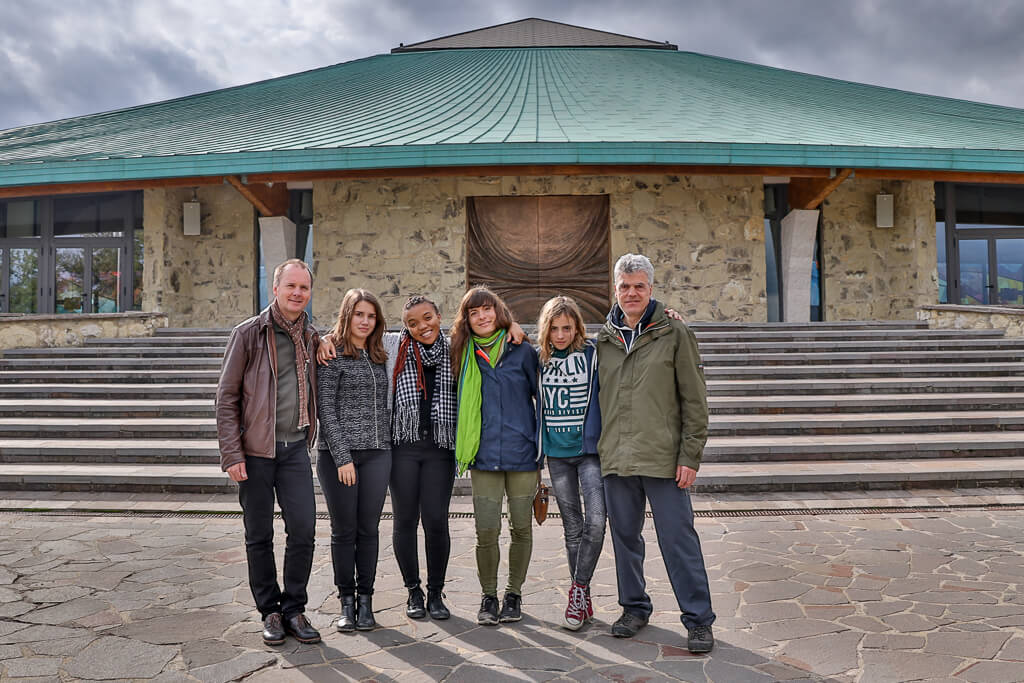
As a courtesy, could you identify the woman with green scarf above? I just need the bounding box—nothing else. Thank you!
[450,286,540,626]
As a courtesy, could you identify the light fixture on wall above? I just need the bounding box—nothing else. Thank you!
[876,193,894,228]
[183,188,201,236]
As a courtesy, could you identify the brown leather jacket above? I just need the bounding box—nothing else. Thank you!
[216,307,319,471]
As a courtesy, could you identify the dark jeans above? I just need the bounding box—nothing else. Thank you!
[238,440,316,619]
[547,455,606,585]
[603,473,716,630]
[318,448,391,596]
[390,441,456,591]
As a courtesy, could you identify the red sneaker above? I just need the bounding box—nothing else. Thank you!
[564,581,588,631]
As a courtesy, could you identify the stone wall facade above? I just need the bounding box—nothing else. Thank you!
[820,179,937,320]
[143,185,256,327]
[918,304,1024,337]
[312,174,767,325]
[0,312,167,350]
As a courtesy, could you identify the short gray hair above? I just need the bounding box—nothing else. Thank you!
[613,253,654,285]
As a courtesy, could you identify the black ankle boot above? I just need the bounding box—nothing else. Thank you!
[336,594,356,633]
[406,586,426,619]
[356,594,376,631]
[427,588,450,620]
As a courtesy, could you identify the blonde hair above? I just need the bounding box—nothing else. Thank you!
[537,296,587,364]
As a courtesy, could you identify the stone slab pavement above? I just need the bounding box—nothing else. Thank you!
[1,505,1024,682]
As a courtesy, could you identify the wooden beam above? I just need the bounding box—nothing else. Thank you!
[854,168,1024,184]
[788,168,853,209]
[0,176,225,200]
[224,176,289,217]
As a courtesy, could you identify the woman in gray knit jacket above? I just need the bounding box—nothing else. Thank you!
[317,288,393,632]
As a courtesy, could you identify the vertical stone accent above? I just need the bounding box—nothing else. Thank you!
[821,179,937,320]
[143,185,256,327]
[313,174,766,325]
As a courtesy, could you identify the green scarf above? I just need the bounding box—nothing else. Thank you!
[455,329,507,475]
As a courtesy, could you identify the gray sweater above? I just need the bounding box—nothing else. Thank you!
[317,343,394,466]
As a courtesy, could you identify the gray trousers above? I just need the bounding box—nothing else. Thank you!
[603,473,716,629]
[547,455,606,585]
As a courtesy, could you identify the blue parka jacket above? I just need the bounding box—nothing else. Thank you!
[463,339,540,472]
[535,340,602,458]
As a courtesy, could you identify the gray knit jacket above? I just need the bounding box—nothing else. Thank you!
[316,338,396,466]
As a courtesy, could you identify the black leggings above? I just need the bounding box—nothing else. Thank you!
[389,441,456,591]
[317,448,391,596]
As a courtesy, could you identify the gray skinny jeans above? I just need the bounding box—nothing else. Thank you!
[547,454,607,585]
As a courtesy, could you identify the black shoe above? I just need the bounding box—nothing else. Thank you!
[477,594,500,625]
[336,595,356,633]
[427,588,450,620]
[611,611,649,638]
[406,586,426,619]
[355,594,377,631]
[283,613,321,644]
[687,624,714,653]
[498,592,522,623]
[262,612,286,646]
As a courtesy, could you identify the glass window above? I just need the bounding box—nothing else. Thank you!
[92,247,121,313]
[9,248,39,313]
[958,240,990,305]
[0,200,40,238]
[55,247,85,313]
[936,220,948,303]
[954,185,1024,228]
[996,239,1024,306]
[54,195,126,237]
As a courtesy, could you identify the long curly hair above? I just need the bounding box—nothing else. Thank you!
[536,296,587,365]
[449,286,514,377]
[329,288,387,364]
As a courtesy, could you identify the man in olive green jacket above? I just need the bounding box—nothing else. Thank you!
[597,253,715,654]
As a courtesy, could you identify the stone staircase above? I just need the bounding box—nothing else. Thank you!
[1,321,1022,494]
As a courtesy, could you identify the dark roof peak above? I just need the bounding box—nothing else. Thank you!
[392,17,677,52]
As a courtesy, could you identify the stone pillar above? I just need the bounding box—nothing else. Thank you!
[258,216,297,283]
[780,209,820,322]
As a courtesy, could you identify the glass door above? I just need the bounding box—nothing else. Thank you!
[957,239,991,305]
[995,238,1024,306]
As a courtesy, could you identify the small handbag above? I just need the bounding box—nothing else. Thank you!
[533,472,550,525]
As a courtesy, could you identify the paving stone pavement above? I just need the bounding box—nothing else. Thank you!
[1,506,1024,682]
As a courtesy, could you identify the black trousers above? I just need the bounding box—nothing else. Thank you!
[238,440,316,619]
[390,441,456,591]
[318,448,391,596]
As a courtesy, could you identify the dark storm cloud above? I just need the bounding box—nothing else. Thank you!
[1,0,1023,132]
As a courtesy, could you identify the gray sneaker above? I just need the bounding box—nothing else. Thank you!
[611,611,649,638]
[477,595,500,625]
[687,624,714,653]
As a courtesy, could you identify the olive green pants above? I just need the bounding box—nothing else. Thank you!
[470,469,536,597]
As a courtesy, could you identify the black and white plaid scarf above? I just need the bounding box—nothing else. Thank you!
[392,330,456,449]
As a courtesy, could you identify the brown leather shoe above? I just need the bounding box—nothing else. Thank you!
[262,612,285,646]
[284,613,321,644]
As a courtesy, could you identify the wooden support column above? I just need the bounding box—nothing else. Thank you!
[225,176,290,217]
[788,168,853,209]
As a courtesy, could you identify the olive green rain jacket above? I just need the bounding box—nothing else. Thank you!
[596,301,709,477]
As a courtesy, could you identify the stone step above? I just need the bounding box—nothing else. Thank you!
[0,399,213,418]
[709,392,1024,414]
[3,346,227,358]
[705,362,1024,379]
[702,431,1024,462]
[702,350,1024,365]
[2,456,1022,494]
[85,336,231,347]
[0,357,221,370]
[692,329,1005,342]
[708,376,1024,395]
[0,370,220,384]
[154,328,231,336]
[699,338,1024,353]
[0,439,220,464]
[687,321,929,330]
[709,411,1024,435]
[0,417,216,439]
[0,383,218,399]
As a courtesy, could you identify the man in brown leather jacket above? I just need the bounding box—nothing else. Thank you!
[216,258,321,646]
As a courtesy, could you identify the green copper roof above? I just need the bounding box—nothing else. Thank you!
[2,47,1024,188]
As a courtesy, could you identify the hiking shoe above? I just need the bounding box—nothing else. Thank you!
[611,611,648,638]
[477,594,500,625]
[687,624,714,653]
[563,582,588,631]
[499,592,522,623]
[262,612,285,646]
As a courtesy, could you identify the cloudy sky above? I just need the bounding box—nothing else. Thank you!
[1,0,1023,132]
